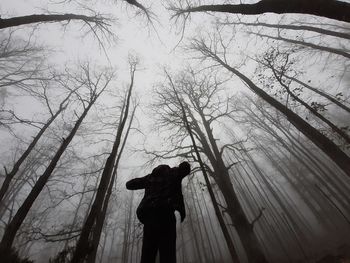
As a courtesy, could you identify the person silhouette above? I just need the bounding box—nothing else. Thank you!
[126,162,191,263]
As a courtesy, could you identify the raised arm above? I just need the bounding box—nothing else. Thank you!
[126,175,148,190]
[177,162,191,179]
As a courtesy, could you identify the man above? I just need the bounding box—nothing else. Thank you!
[126,161,191,263]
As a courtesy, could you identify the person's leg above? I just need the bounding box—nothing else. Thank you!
[159,212,176,263]
[140,221,158,263]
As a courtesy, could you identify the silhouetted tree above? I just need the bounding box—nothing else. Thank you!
[0,63,112,260]
[173,0,350,23]
[189,36,350,178]
[71,58,138,263]
[152,69,267,262]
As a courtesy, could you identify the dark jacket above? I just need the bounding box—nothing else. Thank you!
[126,165,188,224]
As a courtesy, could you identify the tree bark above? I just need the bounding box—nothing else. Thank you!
[179,0,350,23]
[0,13,107,29]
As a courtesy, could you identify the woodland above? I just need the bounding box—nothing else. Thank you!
[0,0,349,262]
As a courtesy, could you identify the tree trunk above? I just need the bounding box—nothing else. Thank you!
[198,178,226,263]
[252,32,350,59]
[180,0,350,23]
[71,65,135,263]
[272,71,350,114]
[188,181,211,263]
[0,93,71,207]
[87,105,136,263]
[0,14,106,29]
[195,45,350,177]
[184,199,205,263]
[229,21,350,40]
[193,92,268,262]
[166,72,242,263]
[0,94,98,258]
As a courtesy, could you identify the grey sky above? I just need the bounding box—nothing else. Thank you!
[1,1,350,262]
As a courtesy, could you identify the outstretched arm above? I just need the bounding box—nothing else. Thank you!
[126,175,148,190]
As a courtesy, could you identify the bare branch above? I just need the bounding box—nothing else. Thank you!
[249,207,265,229]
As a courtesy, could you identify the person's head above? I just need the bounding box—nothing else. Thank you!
[179,161,191,176]
[151,164,170,177]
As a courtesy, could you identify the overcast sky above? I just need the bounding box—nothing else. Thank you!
[0,0,199,171]
[1,0,349,170]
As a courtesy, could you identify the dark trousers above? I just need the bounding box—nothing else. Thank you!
[140,209,176,263]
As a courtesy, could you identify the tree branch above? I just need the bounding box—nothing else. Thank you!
[0,13,112,30]
[250,207,265,229]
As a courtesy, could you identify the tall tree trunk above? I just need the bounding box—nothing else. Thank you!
[178,0,350,23]
[98,231,108,263]
[193,43,350,177]
[197,178,226,263]
[283,75,350,114]
[166,72,242,263]
[242,102,350,231]
[129,212,138,263]
[71,64,136,263]
[87,105,136,263]
[107,227,117,262]
[179,223,187,263]
[122,193,134,263]
[0,92,72,207]
[191,92,268,262]
[188,181,211,263]
[0,14,108,29]
[259,107,350,208]
[63,178,91,251]
[255,58,350,114]
[0,92,101,258]
[252,32,350,59]
[184,199,204,263]
[228,21,350,40]
[231,161,292,262]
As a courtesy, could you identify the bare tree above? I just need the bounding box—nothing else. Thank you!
[189,36,350,178]
[229,94,350,260]
[0,81,77,208]
[0,63,112,260]
[151,69,267,262]
[71,58,138,263]
[0,31,47,93]
[87,102,137,263]
[251,55,350,114]
[166,70,241,263]
[261,48,350,145]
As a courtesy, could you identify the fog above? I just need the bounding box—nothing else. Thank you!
[0,0,350,262]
